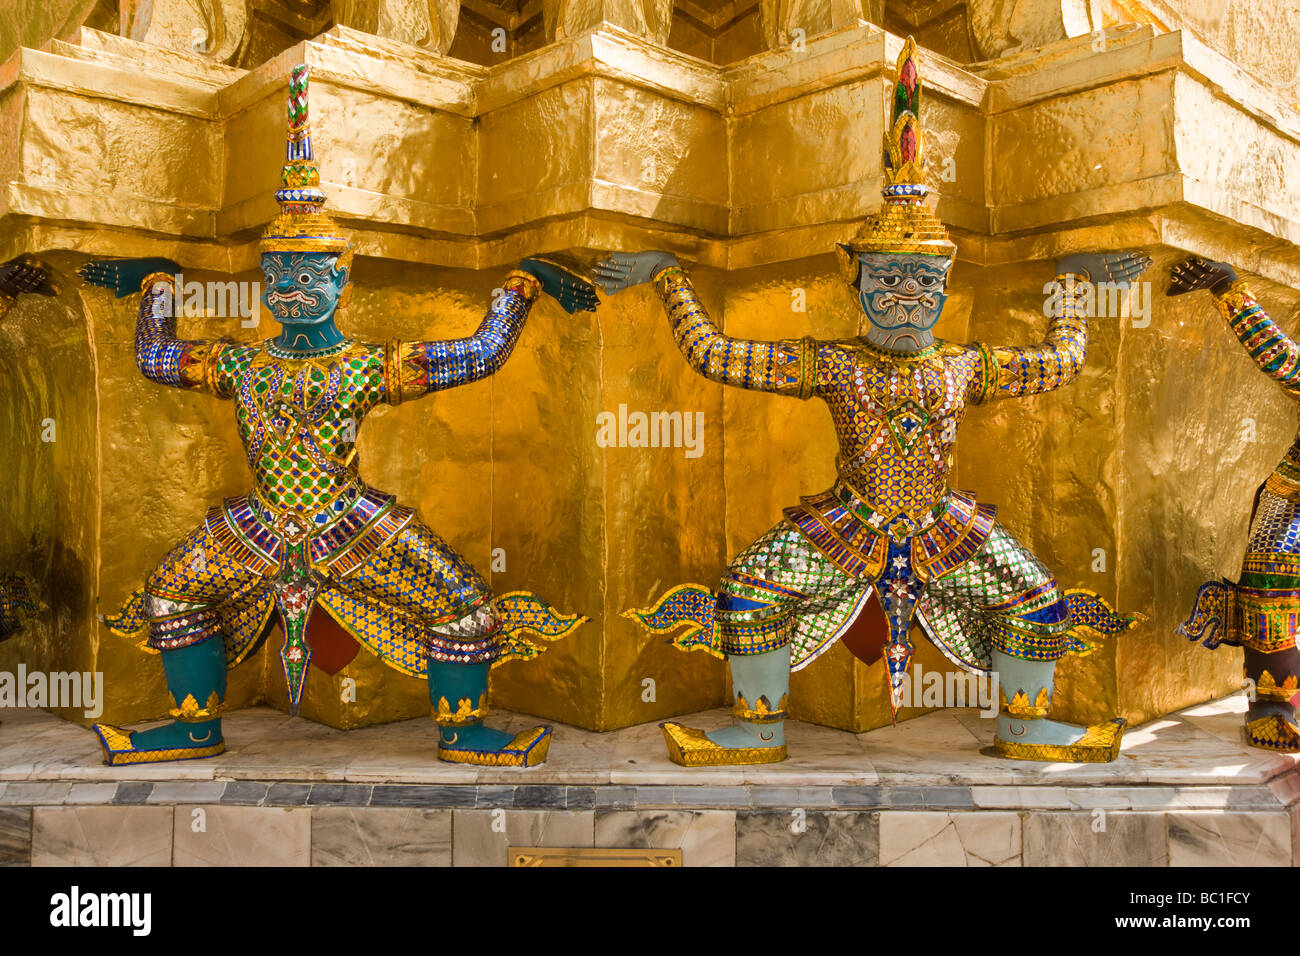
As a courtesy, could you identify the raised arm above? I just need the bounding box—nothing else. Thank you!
[596,252,814,399]
[384,258,597,405]
[387,269,537,404]
[974,251,1150,403]
[79,257,245,398]
[1169,256,1300,391]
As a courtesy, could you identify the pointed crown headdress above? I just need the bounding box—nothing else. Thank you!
[260,64,351,263]
[836,36,956,284]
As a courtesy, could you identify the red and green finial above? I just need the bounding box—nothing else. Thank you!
[883,37,925,191]
[262,62,349,254]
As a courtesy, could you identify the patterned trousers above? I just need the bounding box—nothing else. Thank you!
[714,518,1073,671]
[141,517,500,664]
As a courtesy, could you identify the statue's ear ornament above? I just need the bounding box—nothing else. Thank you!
[836,243,860,286]
[837,36,955,285]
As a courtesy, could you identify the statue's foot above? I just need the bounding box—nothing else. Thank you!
[438,723,551,768]
[661,722,787,767]
[92,720,225,767]
[1245,713,1300,752]
[994,715,1126,763]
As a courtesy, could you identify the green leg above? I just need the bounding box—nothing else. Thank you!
[992,651,1125,762]
[428,659,551,767]
[93,636,227,765]
[706,646,789,749]
[662,645,790,766]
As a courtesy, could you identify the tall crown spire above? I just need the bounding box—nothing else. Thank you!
[260,64,350,255]
[836,36,955,284]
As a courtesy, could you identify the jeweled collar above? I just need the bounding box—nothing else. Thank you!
[264,338,355,361]
[853,337,944,364]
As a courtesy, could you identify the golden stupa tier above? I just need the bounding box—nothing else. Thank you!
[1,14,1299,733]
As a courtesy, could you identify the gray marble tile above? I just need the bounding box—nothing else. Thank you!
[31,807,173,866]
[307,783,372,806]
[676,786,750,806]
[919,786,975,809]
[1022,811,1168,866]
[632,786,677,806]
[146,782,228,805]
[971,786,1071,809]
[512,786,567,809]
[111,782,154,805]
[312,807,452,866]
[265,783,312,805]
[879,811,1021,866]
[1168,812,1291,867]
[452,810,594,867]
[736,810,876,866]
[831,786,886,808]
[0,807,31,866]
[0,782,72,805]
[369,784,477,807]
[66,783,120,805]
[173,806,310,866]
[750,787,835,808]
[594,810,736,867]
[592,786,637,808]
[473,786,516,808]
[565,787,596,809]
[219,782,268,805]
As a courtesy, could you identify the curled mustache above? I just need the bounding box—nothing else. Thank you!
[875,291,940,327]
[266,287,322,319]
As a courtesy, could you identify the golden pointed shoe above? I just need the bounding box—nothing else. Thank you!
[92,723,226,767]
[661,722,788,767]
[438,726,552,768]
[993,717,1126,764]
[1245,713,1300,752]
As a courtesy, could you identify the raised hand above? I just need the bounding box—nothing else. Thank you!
[77,257,181,299]
[593,251,679,294]
[1167,255,1238,296]
[0,257,57,299]
[1057,250,1152,286]
[517,256,600,314]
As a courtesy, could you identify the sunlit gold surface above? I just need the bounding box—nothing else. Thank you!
[0,15,1295,734]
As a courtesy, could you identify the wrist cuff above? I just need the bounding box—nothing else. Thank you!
[504,269,542,300]
[140,271,176,293]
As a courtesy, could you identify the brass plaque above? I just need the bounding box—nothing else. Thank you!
[508,847,682,867]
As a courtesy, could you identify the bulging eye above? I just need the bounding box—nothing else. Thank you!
[878,275,902,287]
[298,272,313,285]
[263,272,273,284]
[918,275,938,287]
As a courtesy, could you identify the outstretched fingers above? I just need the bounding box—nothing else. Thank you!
[1112,255,1152,285]
[10,265,45,293]
[593,259,632,294]
[1166,255,1214,295]
[567,278,601,312]
[78,261,120,287]
[1100,251,1151,285]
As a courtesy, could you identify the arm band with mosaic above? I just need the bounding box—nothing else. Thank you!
[134,273,233,394]
[1214,279,1300,390]
[652,266,815,399]
[386,270,540,404]
[979,272,1089,401]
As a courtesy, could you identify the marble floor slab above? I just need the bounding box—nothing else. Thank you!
[0,694,1294,796]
